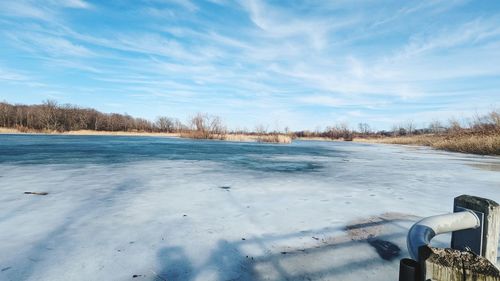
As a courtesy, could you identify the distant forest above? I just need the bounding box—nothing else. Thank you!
[0,100,183,133]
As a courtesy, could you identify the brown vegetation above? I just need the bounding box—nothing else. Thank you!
[0,100,182,133]
[356,111,500,155]
[1,100,498,151]
[361,133,500,155]
[222,133,292,144]
[295,122,353,141]
[0,101,291,143]
[180,113,226,140]
[180,113,291,143]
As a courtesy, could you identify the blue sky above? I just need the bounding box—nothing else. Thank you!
[0,0,499,131]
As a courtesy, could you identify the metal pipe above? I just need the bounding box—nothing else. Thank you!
[399,258,419,281]
[407,210,480,260]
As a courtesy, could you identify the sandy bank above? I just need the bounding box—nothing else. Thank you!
[0,128,292,143]
[0,127,180,138]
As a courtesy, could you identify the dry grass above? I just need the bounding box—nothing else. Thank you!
[0,127,23,134]
[187,133,292,144]
[432,134,500,155]
[64,130,181,137]
[179,131,225,140]
[297,137,338,142]
[179,132,292,143]
[0,127,56,134]
[356,133,500,155]
[0,127,292,144]
[222,134,259,142]
[355,135,435,146]
[255,134,292,144]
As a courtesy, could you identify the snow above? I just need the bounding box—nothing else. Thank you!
[0,135,499,281]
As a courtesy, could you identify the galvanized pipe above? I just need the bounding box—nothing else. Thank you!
[407,210,481,260]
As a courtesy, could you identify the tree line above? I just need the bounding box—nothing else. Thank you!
[1,100,498,139]
[0,100,184,133]
[293,111,499,140]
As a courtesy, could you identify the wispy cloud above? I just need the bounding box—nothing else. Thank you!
[49,0,92,9]
[0,0,498,130]
[7,32,95,57]
[0,67,28,82]
[0,1,54,21]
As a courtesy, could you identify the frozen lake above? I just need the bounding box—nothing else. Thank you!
[0,135,499,281]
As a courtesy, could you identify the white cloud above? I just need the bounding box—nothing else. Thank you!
[0,0,498,129]
[241,0,352,50]
[0,67,27,81]
[50,0,92,9]
[6,32,94,57]
[0,1,53,21]
[150,0,198,12]
[297,95,346,107]
[395,18,500,60]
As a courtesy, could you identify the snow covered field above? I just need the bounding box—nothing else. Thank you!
[0,135,499,281]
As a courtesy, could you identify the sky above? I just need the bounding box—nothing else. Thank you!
[0,0,499,131]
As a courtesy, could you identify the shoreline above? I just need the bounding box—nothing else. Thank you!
[1,128,498,155]
[0,128,292,143]
[0,128,181,138]
[354,134,499,156]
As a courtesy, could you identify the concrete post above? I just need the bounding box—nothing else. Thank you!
[452,195,500,266]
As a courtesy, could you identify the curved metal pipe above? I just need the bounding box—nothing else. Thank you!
[407,210,480,260]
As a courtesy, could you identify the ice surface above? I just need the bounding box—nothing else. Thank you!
[0,135,499,281]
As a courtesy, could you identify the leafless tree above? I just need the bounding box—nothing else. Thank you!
[358,123,371,135]
[188,113,226,138]
[40,100,60,130]
[254,124,268,135]
[428,120,443,134]
[405,119,415,136]
[155,116,174,132]
[0,100,166,132]
[447,117,462,134]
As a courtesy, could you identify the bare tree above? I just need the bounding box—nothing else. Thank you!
[155,116,174,132]
[188,113,226,139]
[489,111,500,131]
[0,100,161,132]
[40,100,59,130]
[208,115,225,135]
[358,123,371,135]
[405,119,415,136]
[254,124,268,135]
[428,120,443,134]
[173,118,185,132]
[447,117,462,134]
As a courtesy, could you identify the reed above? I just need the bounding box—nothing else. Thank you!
[357,133,500,155]
[194,133,292,144]
[255,134,292,144]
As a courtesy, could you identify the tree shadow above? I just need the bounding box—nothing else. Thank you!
[154,214,418,281]
[0,176,152,281]
[156,247,194,281]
